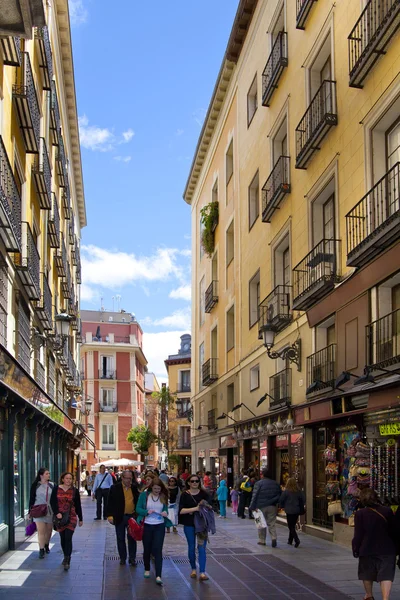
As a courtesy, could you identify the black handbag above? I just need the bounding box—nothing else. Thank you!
[53,509,70,529]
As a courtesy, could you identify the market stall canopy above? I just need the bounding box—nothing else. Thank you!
[93,458,144,468]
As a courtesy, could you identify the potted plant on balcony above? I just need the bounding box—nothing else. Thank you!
[200,201,219,258]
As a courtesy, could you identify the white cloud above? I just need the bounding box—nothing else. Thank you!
[114,156,132,163]
[122,129,135,142]
[143,330,189,380]
[80,282,97,303]
[180,249,191,257]
[142,307,191,330]
[175,129,184,136]
[69,0,88,25]
[81,245,184,288]
[169,285,191,301]
[78,115,113,151]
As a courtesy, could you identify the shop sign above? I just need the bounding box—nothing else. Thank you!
[220,435,236,448]
[198,450,205,458]
[251,439,259,450]
[209,449,219,458]
[379,423,400,436]
[276,434,288,448]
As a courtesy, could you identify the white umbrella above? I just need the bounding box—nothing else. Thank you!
[114,458,144,467]
[93,459,116,468]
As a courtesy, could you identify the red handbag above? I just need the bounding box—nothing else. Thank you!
[30,484,50,518]
[128,517,144,541]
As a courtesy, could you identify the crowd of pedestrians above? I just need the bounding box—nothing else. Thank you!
[28,463,400,597]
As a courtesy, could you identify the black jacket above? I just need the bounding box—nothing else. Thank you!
[106,482,139,526]
[29,481,54,510]
[249,477,281,511]
[352,506,396,557]
[50,485,83,521]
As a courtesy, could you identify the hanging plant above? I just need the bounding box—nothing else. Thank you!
[200,201,219,258]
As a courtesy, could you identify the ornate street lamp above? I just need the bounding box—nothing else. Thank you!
[260,324,301,371]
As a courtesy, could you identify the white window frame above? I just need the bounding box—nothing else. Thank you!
[250,364,260,391]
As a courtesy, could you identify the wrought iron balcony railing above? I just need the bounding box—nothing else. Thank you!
[295,80,337,169]
[0,135,21,252]
[76,264,82,285]
[348,0,400,88]
[202,358,218,386]
[56,340,68,368]
[56,133,67,188]
[99,402,118,412]
[366,308,400,370]
[346,161,400,268]
[76,319,84,344]
[61,263,72,299]
[296,0,318,30]
[306,344,336,393]
[62,186,72,220]
[13,221,41,300]
[176,407,191,418]
[48,193,60,249]
[1,35,21,66]
[258,285,292,337]
[262,32,288,107]
[69,218,75,245]
[71,235,78,265]
[34,272,53,330]
[32,137,52,209]
[176,382,191,393]
[99,369,116,379]
[269,368,291,409]
[55,233,67,278]
[205,280,218,313]
[177,440,191,449]
[50,81,61,145]
[261,156,290,222]
[292,239,341,311]
[34,26,53,90]
[13,52,40,153]
[35,358,45,390]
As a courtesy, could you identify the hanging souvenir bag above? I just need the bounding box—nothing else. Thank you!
[325,480,340,495]
[327,500,342,516]
[354,457,370,467]
[323,446,337,461]
[347,480,360,497]
[347,446,356,457]
[325,462,339,475]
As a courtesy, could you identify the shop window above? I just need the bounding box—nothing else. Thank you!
[247,74,258,126]
[227,383,234,412]
[249,269,260,328]
[227,305,235,352]
[226,220,234,266]
[248,170,259,230]
[313,427,333,530]
[14,421,22,521]
[250,364,260,391]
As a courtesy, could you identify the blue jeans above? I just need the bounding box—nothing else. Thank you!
[143,523,165,577]
[219,501,226,517]
[115,514,137,562]
[183,525,207,573]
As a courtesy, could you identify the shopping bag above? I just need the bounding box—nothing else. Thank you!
[252,508,267,529]
[168,506,176,524]
[25,521,37,536]
[127,517,144,542]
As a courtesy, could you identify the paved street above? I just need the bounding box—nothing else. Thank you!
[0,496,399,600]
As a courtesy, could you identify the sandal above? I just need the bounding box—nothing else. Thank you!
[190,570,197,579]
[199,573,209,581]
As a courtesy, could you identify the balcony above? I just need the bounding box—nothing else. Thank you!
[261,156,290,222]
[76,263,82,285]
[293,239,341,311]
[55,134,67,188]
[13,52,40,153]
[295,80,337,169]
[366,309,400,370]
[48,193,60,249]
[346,162,400,268]
[99,369,116,380]
[202,358,218,386]
[50,81,61,145]
[57,341,68,368]
[32,137,51,209]
[176,382,191,393]
[296,0,318,30]
[306,344,337,394]
[13,222,41,300]
[34,26,53,90]
[269,368,291,410]
[69,218,75,245]
[35,359,45,390]
[0,135,21,252]
[258,285,292,338]
[177,440,191,450]
[55,233,67,278]
[205,280,218,313]
[1,36,21,65]
[61,263,72,299]
[71,236,78,265]
[262,32,288,107]
[176,407,191,418]
[34,272,53,330]
[76,319,84,344]
[99,402,118,413]
[348,0,400,89]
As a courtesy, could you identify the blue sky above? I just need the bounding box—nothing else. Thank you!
[69,0,238,381]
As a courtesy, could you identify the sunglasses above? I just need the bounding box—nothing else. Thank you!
[189,479,200,483]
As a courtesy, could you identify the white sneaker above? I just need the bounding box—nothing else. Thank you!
[218,515,223,518]
[232,512,236,515]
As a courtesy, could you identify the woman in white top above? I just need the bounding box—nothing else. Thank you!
[29,468,53,558]
[136,477,173,585]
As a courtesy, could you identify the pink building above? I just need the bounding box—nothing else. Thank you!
[79,310,147,468]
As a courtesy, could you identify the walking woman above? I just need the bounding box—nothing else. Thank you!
[29,468,54,558]
[166,476,181,533]
[86,470,95,497]
[279,478,305,548]
[136,477,172,585]
[50,472,83,571]
[179,474,210,581]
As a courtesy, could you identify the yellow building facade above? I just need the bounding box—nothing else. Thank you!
[0,0,89,554]
[185,0,400,545]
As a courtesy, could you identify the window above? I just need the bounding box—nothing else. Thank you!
[200,216,204,260]
[309,35,332,100]
[272,117,289,165]
[249,269,261,328]
[199,400,205,426]
[226,220,234,266]
[227,383,234,412]
[101,389,115,411]
[102,424,116,450]
[247,74,258,126]
[0,257,8,347]
[199,342,204,385]
[212,179,218,204]
[199,276,205,326]
[17,299,30,373]
[250,364,260,391]
[178,425,191,448]
[248,171,259,229]
[226,140,234,187]
[100,355,114,379]
[176,398,191,417]
[311,179,336,245]
[227,305,235,351]
[274,233,290,287]
[179,370,191,392]
[47,353,55,400]
[211,326,218,358]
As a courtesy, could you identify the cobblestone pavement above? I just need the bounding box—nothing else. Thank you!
[0,496,399,599]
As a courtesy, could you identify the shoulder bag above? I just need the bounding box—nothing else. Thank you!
[30,484,50,518]
[95,473,108,499]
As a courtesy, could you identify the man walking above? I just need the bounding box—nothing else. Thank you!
[107,470,139,565]
[249,468,281,547]
[93,464,113,520]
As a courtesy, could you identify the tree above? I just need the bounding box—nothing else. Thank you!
[127,425,158,455]
[151,386,175,454]
[167,454,180,471]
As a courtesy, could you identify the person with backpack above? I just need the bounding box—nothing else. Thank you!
[279,478,305,547]
[237,470,256,519]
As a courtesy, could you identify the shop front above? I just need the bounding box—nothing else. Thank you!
[0,345,94,556]
[219,434,238,489]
